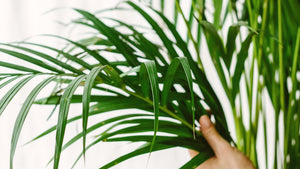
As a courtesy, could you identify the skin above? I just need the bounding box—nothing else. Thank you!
[189,115,256,169]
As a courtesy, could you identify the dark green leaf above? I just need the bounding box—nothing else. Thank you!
[127,1,180,59]
[225,25,240,68]
[99,143,172,169]
[200,21,228,95]
[161,57,197,134]
[231,32,256,98]
[180,151,212,169]
[74,9,140,66]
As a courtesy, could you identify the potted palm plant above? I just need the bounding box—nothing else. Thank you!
[0,0,299,168]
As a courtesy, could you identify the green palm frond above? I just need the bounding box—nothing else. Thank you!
[1,0,300,168]
[0,2,227,168]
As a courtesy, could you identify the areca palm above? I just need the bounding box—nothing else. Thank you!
[0,0,299,169]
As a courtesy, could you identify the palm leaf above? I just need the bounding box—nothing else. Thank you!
[161,57,198,135]
[82,66,106,159]
[20,42,93,71]
[3,43,85,75]
[139,61,160,155]
[180,152,212,169]
[0,76,22,90]
[0,48,64,74]
[0,61,42,74]
[100,143,172,169]
[0,76,35,116]
[10,76,56,169]
[225,24,240,68]
[53,75,86,169]
[74,9,140,67]
[127,1,180,59]
[200,21,229,98]
[0,1,258,168]
[151,7,226,119]
[231,32,256,98]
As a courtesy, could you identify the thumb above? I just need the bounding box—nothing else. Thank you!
[200,115,230,157]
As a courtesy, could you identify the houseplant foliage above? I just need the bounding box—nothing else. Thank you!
[0,0,299,169]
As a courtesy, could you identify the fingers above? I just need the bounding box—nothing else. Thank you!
[188,149,198,158]
[199,115,231,157]
[196,157,218,169]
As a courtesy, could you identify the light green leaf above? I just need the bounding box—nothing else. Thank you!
[4,44,83,75]
[213,0,222,28]
[0,76,34,117]
[0,76,20,90]
[10,76,56,169]
[0,48,64,74]
[120,66,140,78]
[82,66,105,158]
[20,42,93,71]
[53,75,86,169]
[0,61,41,74]
[139,61,160,154]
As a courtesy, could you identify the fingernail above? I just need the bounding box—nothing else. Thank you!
[200,115,211,129]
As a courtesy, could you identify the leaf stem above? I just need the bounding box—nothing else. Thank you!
[175,0,203,68]
[277,0,286,168]
[278,0,284,114]
[284,27,300,169]
[257,0,269,68]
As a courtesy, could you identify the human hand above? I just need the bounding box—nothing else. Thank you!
[189,115,255,169]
